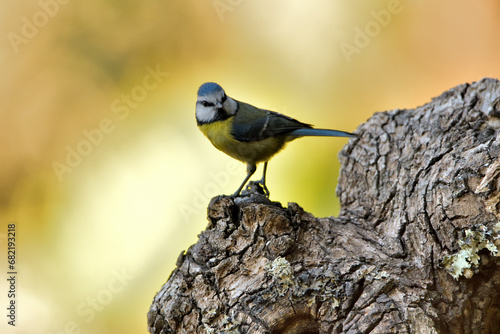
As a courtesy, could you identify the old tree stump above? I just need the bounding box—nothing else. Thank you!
[148,78,500,333]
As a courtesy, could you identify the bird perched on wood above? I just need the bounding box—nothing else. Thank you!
[195,82,356,197]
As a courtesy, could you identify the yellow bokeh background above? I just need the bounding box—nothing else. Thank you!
[1,1,500,333]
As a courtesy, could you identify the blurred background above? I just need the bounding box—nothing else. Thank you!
[1,0,499,333]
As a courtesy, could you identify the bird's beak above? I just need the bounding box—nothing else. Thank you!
[216,102,223,109]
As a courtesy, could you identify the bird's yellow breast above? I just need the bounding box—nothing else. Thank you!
[199,118,286,165]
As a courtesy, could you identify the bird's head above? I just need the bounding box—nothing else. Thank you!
[196,82,238,125]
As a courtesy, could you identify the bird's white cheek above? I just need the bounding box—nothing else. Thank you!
[196,107,216,124]
[223,98,238,116]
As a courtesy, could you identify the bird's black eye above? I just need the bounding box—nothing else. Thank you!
[201,101,214,107]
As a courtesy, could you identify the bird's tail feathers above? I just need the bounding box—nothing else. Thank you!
[289,128,357,138]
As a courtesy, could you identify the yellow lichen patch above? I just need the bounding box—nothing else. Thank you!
[442,227,500,279]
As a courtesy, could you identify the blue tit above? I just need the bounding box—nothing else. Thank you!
[195,82,357,197]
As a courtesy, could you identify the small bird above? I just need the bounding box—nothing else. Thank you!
[195,82,356,197]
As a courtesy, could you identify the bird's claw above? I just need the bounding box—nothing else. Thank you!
[243,181,270,197]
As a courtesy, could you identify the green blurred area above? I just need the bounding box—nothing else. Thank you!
[1,0,500,333]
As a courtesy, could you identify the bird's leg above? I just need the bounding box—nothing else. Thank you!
[232,163,256,197]
[257,162,270,197]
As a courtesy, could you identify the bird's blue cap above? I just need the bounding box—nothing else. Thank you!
[198,82,223,97]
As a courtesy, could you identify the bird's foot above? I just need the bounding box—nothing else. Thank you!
[242,181,270,197]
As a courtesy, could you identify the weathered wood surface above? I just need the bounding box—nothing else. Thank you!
[148,78,500,334]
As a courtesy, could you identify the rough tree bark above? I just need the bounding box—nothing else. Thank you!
[148,78,500,333]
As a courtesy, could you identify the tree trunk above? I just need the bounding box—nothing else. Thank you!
[147,78,500,334]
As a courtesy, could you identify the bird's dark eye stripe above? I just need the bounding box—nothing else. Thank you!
[221,94,227,103]
[200,101,214,107]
